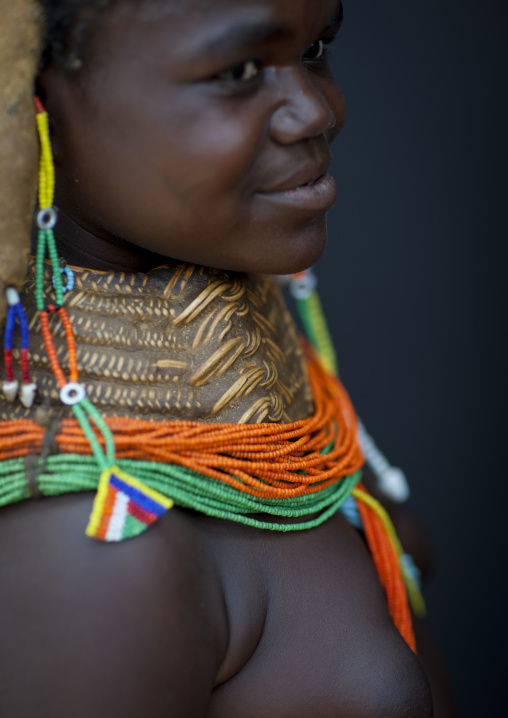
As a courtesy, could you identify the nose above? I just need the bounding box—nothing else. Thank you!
[269,66,339,145]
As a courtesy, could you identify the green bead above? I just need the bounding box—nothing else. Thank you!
[0,453,361,533]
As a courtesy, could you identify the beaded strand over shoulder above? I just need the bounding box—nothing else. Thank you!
[0,97,424,652]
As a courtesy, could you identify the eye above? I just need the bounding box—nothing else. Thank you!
[303,39,325,61]
[217,60,261,82]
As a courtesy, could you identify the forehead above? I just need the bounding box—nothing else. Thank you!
[74,0,342,82]
[108,0,341,42]
[132,0,340,19]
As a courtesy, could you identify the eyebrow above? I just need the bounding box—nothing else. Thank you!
[196,1,344,59]
[197,20,292,59]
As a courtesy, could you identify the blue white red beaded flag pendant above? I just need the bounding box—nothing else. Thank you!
[86,466,174,542]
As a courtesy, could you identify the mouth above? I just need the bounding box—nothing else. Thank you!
[259,159,331,193]
[256,172,337,213]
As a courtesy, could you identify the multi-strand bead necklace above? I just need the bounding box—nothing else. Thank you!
[0,97,425,652]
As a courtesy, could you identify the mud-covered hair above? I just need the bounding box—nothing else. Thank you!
[38,0,116,69]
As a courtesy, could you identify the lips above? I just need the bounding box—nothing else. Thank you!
[258,159,331,194]
[255,172,337,213]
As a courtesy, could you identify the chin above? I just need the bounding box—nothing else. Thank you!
[258,218,328,275]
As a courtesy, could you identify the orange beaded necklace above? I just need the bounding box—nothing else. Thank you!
[0,98,424,653]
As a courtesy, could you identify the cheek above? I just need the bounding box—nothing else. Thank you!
[140,107,267,239]
[64,112,244,207]
[60,111,263,251]
[161,104,265,200]
[58,63,268,227]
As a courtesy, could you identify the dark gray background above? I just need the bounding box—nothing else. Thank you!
[320,0,507,714]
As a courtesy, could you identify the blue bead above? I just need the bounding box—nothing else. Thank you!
[52,266,75,294]
[3,305,17,350]
[15,302,30,350]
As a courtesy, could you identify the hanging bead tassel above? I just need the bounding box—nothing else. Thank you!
[33,96,173,541]
[353,487,418,651]
[290,268,426,650]
[290,269,339,375]
[2,288,19,402]
[2,287,36,406]
[354,487,427,624]
[357,417,410,503]
[290,269,410,503]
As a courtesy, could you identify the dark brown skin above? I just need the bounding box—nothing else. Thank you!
[0,496,433,717]
[37,0,345,275]
[1,0,452,714]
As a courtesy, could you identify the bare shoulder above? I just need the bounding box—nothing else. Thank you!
[0,494,227,718]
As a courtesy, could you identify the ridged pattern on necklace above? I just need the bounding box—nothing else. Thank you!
[0,259,313,424]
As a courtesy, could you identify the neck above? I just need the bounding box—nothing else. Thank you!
[3,259,313,425]
[31,209,170,274]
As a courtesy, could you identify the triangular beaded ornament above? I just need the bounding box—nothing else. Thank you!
[86,466,174,542]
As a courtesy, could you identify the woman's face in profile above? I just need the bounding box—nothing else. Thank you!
[41,0,345,274]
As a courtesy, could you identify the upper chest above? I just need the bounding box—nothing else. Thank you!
[201,513,433,718]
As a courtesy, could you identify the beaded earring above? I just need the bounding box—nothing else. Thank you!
[289,269,410,505]
[33,97,174,541]
[288,268,424,624]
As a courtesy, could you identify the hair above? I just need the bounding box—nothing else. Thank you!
[38,0,116,69]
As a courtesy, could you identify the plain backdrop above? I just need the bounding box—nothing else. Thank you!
[319,0,507,714]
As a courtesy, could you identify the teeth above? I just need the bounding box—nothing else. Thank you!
[20,382,37,409]
[2,380,19,402]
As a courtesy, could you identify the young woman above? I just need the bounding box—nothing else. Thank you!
[0,0,451,715]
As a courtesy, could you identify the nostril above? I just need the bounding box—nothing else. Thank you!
[270,103,335,145]
[269,67,339,145]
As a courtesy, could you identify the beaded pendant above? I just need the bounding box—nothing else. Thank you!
[86,466,174,542]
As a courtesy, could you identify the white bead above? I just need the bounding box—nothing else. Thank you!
[19,382,37,409]
[60,382,86,406]
[357,417,410,503]
[2,380,19,402]
[289,270,318,300]
[378,467,411,503]
[5,287,20,306]
[37,207,57,230]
